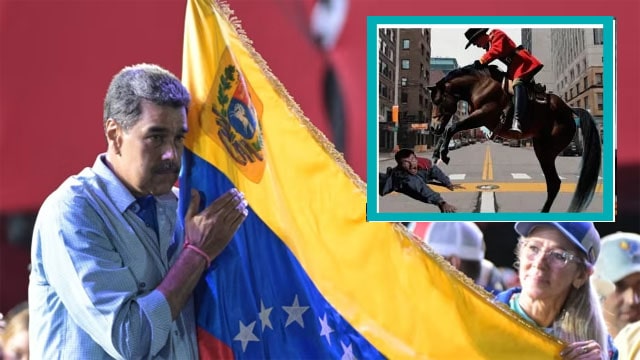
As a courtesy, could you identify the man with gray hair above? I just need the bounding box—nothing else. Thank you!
[29,64,248,359]
[594,231,640,359]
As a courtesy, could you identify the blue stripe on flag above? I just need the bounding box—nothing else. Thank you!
[180,149,385,359]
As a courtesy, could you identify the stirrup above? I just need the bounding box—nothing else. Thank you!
[509,119,522,133]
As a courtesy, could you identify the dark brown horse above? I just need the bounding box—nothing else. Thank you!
[428,65,601,213]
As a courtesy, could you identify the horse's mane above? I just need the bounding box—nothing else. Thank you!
[438,64,505,86]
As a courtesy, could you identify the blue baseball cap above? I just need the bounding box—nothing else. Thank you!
[514,222,600,265]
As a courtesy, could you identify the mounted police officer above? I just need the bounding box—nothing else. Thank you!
[464,28,543,134]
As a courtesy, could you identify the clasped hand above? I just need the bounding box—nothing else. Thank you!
[184,188,248,261]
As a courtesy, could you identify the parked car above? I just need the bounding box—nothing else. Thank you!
[460,138,469,146]
[509,139,521,147]
[560,139,582,156]
[448,140,457,150]
[454,139,462,148]
[468,138,476,144]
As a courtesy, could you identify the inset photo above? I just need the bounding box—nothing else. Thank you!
[366,16,615,222]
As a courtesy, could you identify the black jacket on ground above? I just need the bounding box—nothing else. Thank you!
[379,166,452,205]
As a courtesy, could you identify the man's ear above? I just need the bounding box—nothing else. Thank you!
[105,119,122,155]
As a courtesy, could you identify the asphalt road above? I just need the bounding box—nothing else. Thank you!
[376,140,606,214]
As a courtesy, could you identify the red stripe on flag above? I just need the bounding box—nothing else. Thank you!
[197,326,234,360]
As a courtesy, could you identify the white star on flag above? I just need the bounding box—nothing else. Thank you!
[319,313,334,345]
[341,341,356,360]
[282,294,309,328]
[233,320,259,352]
[258,299,273,332]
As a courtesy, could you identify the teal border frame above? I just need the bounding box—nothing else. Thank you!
[366,16,615,222]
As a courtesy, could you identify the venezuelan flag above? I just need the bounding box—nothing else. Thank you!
[180,0,564,358]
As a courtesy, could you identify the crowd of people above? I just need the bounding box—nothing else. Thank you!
[415,221,640,359]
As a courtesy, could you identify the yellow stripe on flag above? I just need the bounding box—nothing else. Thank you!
[182,0,564,358]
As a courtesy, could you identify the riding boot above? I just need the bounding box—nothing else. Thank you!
[510,84,527,133]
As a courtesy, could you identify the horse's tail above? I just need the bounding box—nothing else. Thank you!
[569,107,601,212]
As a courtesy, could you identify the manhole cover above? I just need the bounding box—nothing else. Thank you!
[476,184,499,191]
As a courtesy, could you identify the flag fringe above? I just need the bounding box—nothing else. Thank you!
[207,0,563,350]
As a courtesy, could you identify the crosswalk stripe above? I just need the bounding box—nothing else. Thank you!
[448,174,466,180]
[511,173,532,179]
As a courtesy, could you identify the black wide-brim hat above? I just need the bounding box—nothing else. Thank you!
[464,28,489,49]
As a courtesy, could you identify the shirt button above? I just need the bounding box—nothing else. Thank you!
[145,223,151,227]
[139,282,146,288]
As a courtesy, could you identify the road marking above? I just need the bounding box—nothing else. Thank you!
[384,183,603,195]
[482,146,493,180]
[449,174,466,180]
[511,173,532,179]
[480,192,495,213]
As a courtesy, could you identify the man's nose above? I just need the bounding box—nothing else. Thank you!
[622,286,640,305]
[162,142,179,161]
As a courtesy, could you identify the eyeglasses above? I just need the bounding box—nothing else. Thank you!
[522,241,583,269]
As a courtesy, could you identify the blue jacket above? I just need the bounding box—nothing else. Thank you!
[495,288,618,360]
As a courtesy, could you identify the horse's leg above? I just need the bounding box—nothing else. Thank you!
[532,137,561,212]
[432,136,443,161]
[439,125,457,164]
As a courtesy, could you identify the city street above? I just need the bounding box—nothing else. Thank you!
[377,140,605,213]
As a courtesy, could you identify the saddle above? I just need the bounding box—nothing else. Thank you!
[526,82,548,103]
[501,78,548,104]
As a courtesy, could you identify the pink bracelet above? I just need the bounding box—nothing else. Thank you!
[184,239,212,268]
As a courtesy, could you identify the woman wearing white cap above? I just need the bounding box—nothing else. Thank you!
[495,222,617,359]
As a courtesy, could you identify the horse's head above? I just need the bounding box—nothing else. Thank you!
[428,81,457,135]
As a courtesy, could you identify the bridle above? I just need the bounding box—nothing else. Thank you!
[432,88,459,122]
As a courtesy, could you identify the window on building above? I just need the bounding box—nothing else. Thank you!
[380,83,388,98]
[593,29,603,45]
[596,93,603,110]
[401,77,407,86]
[570,88,574,98]
[576,84,580,94]
[584,95,589,109]
[577,63,581,74]
[402,60,410,69]
[595,73,603,85]
[390,49,394,61]
[401,92,408,103]
[583,77,588,90]
[577,99,581,108]
[570,69,575,81]
[403,39,410,49]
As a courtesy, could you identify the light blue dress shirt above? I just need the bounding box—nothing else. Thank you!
[28,154,198,359]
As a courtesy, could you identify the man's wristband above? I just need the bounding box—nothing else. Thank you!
[184,238,212,268]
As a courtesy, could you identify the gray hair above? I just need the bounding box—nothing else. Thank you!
[515,238,610,354]
[103,63,191,131]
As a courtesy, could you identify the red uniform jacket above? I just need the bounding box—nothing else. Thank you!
[479,29,543,81]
